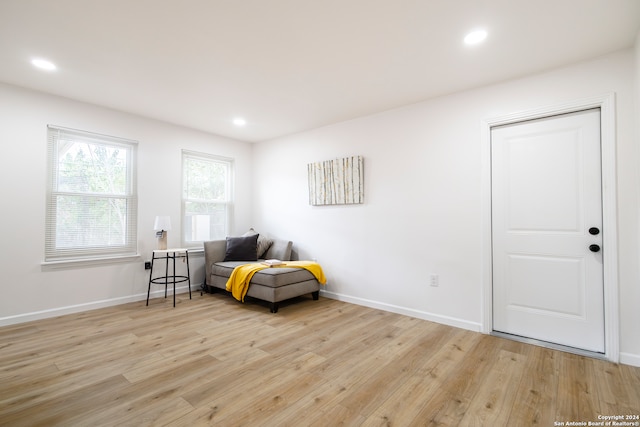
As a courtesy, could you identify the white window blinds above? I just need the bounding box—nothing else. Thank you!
[45,125,138,261]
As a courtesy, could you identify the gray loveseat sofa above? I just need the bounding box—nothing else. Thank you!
[203,232,321,313]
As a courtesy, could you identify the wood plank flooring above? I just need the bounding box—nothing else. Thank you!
[1,292,639,426]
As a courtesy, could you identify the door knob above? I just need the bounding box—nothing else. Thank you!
[589,244,601,253]
[589,227,600,235]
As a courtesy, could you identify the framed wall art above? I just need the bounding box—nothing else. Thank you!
[307,155,364,206]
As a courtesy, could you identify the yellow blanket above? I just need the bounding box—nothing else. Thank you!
[225,261,327,302]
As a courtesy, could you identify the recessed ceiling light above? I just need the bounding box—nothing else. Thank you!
[464,29,488,46]
[233,118,247,126]
[31,58,57,71]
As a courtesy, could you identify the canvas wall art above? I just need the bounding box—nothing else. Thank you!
[308,155,364,206]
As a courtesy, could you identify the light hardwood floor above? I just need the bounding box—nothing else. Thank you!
[1,292,639,426]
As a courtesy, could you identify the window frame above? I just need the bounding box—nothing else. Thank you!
[45,125,138,263]
[181,150,234,248]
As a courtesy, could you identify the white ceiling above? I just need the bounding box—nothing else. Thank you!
[1,0,639,143]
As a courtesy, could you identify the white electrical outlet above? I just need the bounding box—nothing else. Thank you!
[430,274,439,287]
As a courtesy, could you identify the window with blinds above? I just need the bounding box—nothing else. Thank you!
[45,125,138,261]
[182,150,233,247]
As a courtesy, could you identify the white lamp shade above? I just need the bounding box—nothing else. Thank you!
[153,216,172,231]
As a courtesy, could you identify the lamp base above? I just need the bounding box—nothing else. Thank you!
[156,231,167,250]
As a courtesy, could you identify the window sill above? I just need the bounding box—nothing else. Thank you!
[41,254,141,271]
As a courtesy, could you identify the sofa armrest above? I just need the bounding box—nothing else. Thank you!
[203,240,227,284]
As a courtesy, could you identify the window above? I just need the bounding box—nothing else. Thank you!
[45,125,138,261]
[182,150,233,247]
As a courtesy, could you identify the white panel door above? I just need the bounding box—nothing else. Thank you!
[491,108,604,353]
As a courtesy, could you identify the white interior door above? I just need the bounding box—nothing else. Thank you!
[491,108,604,353]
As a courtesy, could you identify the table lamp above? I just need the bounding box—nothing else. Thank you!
[154,216,172,250]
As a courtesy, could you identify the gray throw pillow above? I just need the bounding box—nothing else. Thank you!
[242,228,274,259]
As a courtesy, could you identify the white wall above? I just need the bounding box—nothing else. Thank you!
[0,83,253,323]
[252,49,640,366]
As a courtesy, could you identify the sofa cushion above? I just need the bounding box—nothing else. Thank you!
[242,228,274,258]
[213,261,316,288]
[224,235,258,261]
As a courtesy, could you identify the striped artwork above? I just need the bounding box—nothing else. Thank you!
[308,156,364,205]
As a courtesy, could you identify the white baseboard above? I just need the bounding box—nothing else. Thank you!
[620,352,640,368]
[319,290,482,333]
[0,284,197,327]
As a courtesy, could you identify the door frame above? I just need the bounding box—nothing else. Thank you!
[480,93,619,362]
